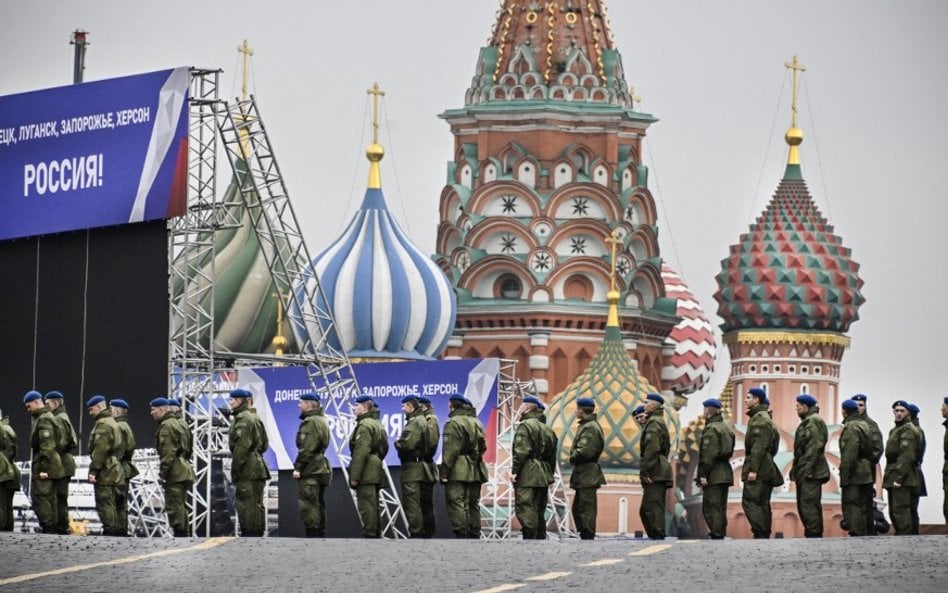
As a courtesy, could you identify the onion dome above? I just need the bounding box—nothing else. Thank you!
[660,264,717,394]
[547,288,679,472]
[303,84,456,360]
[713,68,864,333]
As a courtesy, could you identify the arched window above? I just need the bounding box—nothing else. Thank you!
[495,274,523,300]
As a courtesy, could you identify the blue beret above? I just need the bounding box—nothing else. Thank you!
[851,394,867,403]
[522,396,542,407]
[748,387,767,400]
[841,399,859,411]
[44,390,64,400]
[576,397,596,409]
[891,399,910,410]
[449,393,466,402]
[23,390,43,403]
[632,405,646,416]
[354,395,374,404]
[944,396,948,405]
[646,393,664,404]
[86,395,106,407]
[229,388,252,399]
[796,394,818,407]
[167,398,182,407]
[417,396,431,405]
[109,399,129,409]
[150,397,170,407]
[401,395,420,404]
[300,392,319,402]
[462,397,475,407]
[702,398,722,409]
[906,403,920,415]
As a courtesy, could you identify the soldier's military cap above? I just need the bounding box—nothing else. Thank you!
[110,399,129,409]
[851,394,868,402]
[449,393,466,402]
[906,403,920,415]
[522,396,543,407]
[417,396,431,405]
[23,390,43,403]
[841,399,859,411]
[702,398,722,409]
[576,397,596,409]
[401,395,420,404]
[44,390,64,400]
[168,398,182,407]
[86,395,106,407]
[944,396,948,405]
[891,399,910,410]
[796,394,818,407]
[229,388,252,399]
[632,405,646,416]
[354,395,375,404]
[300,392,319,402]
[646,392,664,404]
[150,397,170,407]
[462,397,475,407]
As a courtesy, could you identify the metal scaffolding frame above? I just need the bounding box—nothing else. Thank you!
[166,69,407,538]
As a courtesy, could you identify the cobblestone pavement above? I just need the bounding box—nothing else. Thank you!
[1,533,946,593]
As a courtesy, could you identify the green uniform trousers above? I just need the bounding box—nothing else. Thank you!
[515,485,548,539]
[701,483,729,539]
[402,481,425,537]
[943,486,947,525]
[298,480,326,536]
[30,478,58,533]
[420,481,436,537]
[571,487,598,539]
[796,479,824,537]
[114,484,129,536]
[445,481,480,537]
[164,481,191,536]
[841,484,873,536]
[235,479,266,536]
[0,482,15,531]
[887,486,916,535]
[53,477,71,534]
[741,481,774,538]
[355,484,381,537]
[640,482,668,539]
[94,484,123,535]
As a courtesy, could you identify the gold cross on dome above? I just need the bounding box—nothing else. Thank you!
[238,39,254,101]
[784,55,806,127]
[367,82,386,145]
[605,229,623,291]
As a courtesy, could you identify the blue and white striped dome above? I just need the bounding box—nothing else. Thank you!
[304,187,457,360]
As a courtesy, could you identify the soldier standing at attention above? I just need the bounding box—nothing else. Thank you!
[24,391,63,533]
[568,397,605,540]
[906,403,926,534]
[417,395,440,537]
[882,400,921,535]
[742,387,784,539]
[151,398,194,537]
[696,398,735,540]
[44,391,77,535]
[110,399,138,536]
[838,399,874,536]
[0,408,21,531]
[293,392,331,538]
[395,395,434,538]
[511,395,557,540]
[639,393,672,540]
[348,395,388,538]
[851,395,884,480]
[790,394,830,538]
[228,388,270,537]
[440,394,483,538]
[86,395,126,536]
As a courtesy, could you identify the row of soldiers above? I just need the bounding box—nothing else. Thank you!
[694,389,948,539]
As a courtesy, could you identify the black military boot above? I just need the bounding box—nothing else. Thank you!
[305,528,321,538]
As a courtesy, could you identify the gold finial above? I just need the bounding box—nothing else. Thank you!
[629,85,642,110]
[365,82,386,189]
[238,40,254,101]
[784,55,806,165]
[605,229,623,328]
[271,291,288,362]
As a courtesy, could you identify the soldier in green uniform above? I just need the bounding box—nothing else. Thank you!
[790,394,830,538]
[696,398,735,540]
[511,395,557,540]
[24,390,63,533]
[86,395,126,536]
[293,392,331,537]
[568,397,605,540]
[395,395,436,538]
[417,395,440,537]
[838,399,874,536]
[906,403,925,534]
[639,393,672,540]
[110,399,138,536]
[228,388,270,537]
[741,387,784,539]
[441,394,481,537]
[851,393,884,532]
[882,399,921,535]
[348,395,389,538]
[151,397,194,537]
[942,396,947,524]
[44,391,77,534]
[0,407,21,532]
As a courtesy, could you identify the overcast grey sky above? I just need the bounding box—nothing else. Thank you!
[4,1,947,523]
